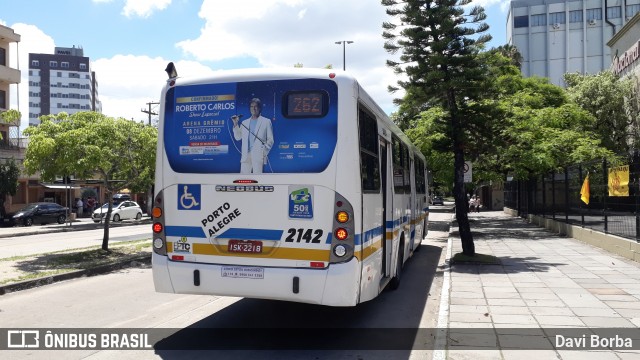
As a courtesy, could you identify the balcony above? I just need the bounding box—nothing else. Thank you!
[0,64,20,84]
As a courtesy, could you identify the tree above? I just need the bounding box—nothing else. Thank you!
[0,158,20,219]
[382,0,492,256]
[23,111,157,251]
[564,71,640,154]
[493,44,524,69]
[0,109,21,141]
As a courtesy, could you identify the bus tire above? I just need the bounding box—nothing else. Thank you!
[389,238,404,290]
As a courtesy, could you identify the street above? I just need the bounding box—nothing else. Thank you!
[0,211,452,359]
[0,224,152,258]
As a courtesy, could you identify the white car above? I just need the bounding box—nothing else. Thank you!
[92,201,143,223]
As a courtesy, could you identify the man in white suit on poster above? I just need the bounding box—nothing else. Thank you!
[231,98,274,173]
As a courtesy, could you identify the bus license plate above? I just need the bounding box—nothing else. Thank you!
[228,240,263,254]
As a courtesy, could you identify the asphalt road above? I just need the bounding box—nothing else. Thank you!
[0,224,152,258]
[0,211,452,359]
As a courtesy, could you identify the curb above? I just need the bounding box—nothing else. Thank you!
[0,253,151,296]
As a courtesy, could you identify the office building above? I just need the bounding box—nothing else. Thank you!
[28,46,101,126]
[507,0,640,87]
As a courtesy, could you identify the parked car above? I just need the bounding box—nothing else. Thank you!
[431,196,444,206]
[92,201,143,223]
[112,193,131,205]
[11,202,68,226]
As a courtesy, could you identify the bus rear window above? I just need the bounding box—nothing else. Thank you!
[163,79,338,174]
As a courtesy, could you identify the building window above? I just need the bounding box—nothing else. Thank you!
[549,12,566,24]
[31,60,39,67]
[607,6,622,19]
[531,14,547,26]
[587,8,602,20]
[61,62,69,68]
[79,63,87,70]
[626,4,640,18]
[49,61,58,67]
[514,15,529,28]
[0,90,6,109]
[0,47,5,66]
[569,10,583,23]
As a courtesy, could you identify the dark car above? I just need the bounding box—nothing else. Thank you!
[431,196,444,206]
[11,202,68,226]
[112,193,131,205]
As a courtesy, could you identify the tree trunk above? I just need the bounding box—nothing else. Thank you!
[448,90,475,256]
[102,191,112,251]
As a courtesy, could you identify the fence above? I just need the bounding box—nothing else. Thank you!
[505,154,640,241]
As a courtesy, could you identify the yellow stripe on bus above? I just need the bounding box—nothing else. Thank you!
[169,243,331,262]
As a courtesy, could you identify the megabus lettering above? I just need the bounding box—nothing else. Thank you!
[175,102,235,113]
[201,202,242,237]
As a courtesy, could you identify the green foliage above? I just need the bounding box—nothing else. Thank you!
[0,109,21,140]
[0,158,20,216]
[564,71,640,153]
[23,111,157,194]
[23,112,157,249]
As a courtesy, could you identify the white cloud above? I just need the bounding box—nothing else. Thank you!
[92,55,217,122]
[177,0,402,113]
[122,0,172,18]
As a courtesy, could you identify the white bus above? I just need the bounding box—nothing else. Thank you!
[151,67,429,306]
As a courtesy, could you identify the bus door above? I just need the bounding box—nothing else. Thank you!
[380,138,392,277]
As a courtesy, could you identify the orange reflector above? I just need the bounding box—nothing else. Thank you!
[336,211,349,223]
[152,207,163,218]
[310,262,324,268]
[335,228,348,240]
[153,222,163,233]
[171,255,184,261]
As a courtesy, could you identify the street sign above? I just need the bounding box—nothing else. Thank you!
[464,161,472,183]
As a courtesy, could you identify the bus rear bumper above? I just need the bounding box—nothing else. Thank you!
[152,253,361,306]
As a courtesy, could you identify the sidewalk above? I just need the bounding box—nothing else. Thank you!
[442,210,640,359]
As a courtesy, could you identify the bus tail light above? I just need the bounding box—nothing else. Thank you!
[335,228,348,240]
[152,190,167,256]
[330,192,355,263]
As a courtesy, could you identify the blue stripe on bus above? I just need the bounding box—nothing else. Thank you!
[354,225,384,246]
[165,226,207,238]
[216,228,284,241]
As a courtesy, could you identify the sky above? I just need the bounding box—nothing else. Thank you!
[0,0,511,129]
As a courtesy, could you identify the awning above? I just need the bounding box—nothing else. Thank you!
[40,183,81,189]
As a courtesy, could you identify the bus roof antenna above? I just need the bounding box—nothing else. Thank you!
[165,62,178,79]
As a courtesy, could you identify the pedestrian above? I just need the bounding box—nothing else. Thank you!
[76,198,83,218]
[476,197,481,212]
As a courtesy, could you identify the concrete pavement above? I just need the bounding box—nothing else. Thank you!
[440,210,640,359]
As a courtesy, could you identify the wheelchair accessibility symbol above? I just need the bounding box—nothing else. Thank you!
[178,184,201,210]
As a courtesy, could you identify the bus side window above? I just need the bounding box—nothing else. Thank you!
[358,106,380,193]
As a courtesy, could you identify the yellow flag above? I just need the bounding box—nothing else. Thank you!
[580,174,590,205]
[608,165,629,197]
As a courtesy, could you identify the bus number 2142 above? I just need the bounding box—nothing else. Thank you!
[285,228,323,243]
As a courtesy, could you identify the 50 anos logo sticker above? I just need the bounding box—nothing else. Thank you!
[288,187,313,219]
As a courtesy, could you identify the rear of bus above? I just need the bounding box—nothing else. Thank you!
[151,69,363,306]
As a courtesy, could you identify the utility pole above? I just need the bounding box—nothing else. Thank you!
[141,101,159,126]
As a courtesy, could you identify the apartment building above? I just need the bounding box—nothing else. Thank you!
[0,24,20,148]
[28,46,102,126]
[507,0,640,87]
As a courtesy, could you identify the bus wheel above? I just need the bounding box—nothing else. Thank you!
[389,239,404,290]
